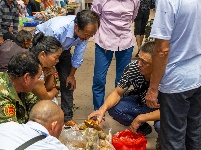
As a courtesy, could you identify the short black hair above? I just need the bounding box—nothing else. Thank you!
[74,9,100,30]
[139,41,155,55]
[30,32,62,57]
[16,30,32,43]
[7,52,40,78]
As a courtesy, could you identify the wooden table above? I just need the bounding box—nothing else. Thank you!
[17,12,67,34]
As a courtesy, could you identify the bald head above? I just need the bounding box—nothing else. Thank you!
[29,100,64,125]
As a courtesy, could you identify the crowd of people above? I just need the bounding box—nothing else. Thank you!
[1,0,201,149]
[0,0,68,45]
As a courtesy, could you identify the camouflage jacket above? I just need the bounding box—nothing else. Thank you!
[0,73,40,124]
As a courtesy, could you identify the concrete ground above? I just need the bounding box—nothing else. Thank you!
[61,10,157,149]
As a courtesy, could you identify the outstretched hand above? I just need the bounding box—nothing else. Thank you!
[88,109,105,124]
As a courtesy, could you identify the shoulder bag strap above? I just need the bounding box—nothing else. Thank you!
[15,135,46,150]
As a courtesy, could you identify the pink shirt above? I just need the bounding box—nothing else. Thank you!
[17,0,29,17]
[91,0,140,51]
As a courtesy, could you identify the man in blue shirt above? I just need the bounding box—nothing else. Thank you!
[36,10,100,126]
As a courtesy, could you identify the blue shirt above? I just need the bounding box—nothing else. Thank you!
[35,15,88,68]
[0,121,68,150]
[150,0,201,93]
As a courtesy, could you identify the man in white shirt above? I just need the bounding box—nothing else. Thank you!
[0,100,68,150]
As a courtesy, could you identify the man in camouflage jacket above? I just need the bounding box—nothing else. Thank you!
[0,52,42,124]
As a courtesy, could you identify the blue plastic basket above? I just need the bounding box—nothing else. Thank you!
[23,20,39,27]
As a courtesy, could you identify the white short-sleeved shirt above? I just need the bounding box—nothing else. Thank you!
[0,121,68,150]
[150,0,201,93]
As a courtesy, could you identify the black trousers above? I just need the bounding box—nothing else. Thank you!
[134,9,150,35]
[56,50,74,122]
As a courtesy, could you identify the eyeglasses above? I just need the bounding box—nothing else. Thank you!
[137,57,150,66]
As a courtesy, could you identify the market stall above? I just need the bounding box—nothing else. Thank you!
[18,6,67,33]
[67,1,81,15]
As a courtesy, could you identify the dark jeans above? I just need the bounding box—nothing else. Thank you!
[108,95,158,132]
[159,86,201,150]
[56,50,73,122]
[134,9,150,35]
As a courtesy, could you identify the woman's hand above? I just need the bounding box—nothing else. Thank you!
[43,67,56,77]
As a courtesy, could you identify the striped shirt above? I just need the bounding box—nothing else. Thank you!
[0,0,19,37]
[118,60,149,103]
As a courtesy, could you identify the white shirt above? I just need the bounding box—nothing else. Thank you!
[0,121,68,150]
[150,0,201,93]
